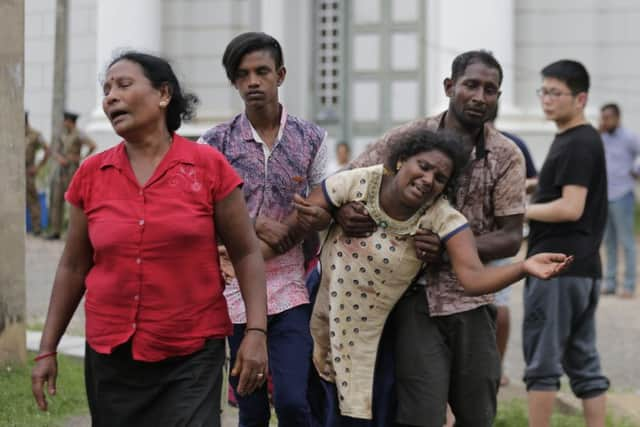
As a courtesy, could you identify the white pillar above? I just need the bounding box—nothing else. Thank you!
[87,0,163,152]
[258,0,313,119]
[425,0,516,115]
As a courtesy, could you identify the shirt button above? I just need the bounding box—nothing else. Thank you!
[138,219,144,226]
[134,295,139,301]
[136,258,141,264]
[132,323,136,329]
[139,190,143,196]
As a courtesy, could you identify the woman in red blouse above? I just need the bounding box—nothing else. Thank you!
[31,52,268,426]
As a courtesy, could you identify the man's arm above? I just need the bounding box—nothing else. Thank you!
[81,134,97,157]
[474,214,524,262]
[526,185,587,223]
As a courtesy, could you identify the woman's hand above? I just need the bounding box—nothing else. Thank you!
[31,356,58,411]
[523,253,574,279]
[231,331,268,396]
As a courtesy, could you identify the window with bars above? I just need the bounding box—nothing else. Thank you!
[314,0,341,122]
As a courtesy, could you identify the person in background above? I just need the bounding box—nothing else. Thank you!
[525,59,610,427]
[31,51,268,427]
[599,103,640,299]
[47,111,97,240]
[25,112,50,236]
[327,141,351,175]
[486,107,539,387]
[199,32,327,427]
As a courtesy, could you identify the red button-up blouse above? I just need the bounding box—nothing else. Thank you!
[65,134,242,361]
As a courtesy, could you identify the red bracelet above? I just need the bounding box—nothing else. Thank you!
[34,351,57,362]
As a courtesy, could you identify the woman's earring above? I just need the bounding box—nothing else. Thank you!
[159,101,167,108]
[396,161,403,171]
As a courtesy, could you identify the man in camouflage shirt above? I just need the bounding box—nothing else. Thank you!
[338,51,526,426]
[47,111,96,239]
[24,112,50,235]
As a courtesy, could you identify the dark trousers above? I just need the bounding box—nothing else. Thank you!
[228,303,314,427]
[393,291,500,427]
[85,338,225,427]
[523,276,610,398]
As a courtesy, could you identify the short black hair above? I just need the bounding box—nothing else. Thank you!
[601,103,620,117]
[107,51,198,133]
[385,129,469,201]
[64,111,79,122]
[222,32,284,83]
[541,60,590,94]
[451,50,503,85]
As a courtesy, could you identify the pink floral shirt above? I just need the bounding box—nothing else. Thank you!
[199,106,327,323]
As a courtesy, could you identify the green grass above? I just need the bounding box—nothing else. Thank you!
[0,353,88,427]
[495,399,638,427]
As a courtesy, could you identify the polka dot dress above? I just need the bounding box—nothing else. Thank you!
[310,165,468,419]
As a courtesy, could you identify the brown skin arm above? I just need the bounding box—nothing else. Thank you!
[32,204,93,411]
[81,134,97,157]
[474,214,524,262]
[260,186,333,260]
[334,202,378,237]
[214,188,268,396]
[445,227,572,296]
[414,214,524,264]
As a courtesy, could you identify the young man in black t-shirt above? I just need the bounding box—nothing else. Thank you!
[524,60,610,427]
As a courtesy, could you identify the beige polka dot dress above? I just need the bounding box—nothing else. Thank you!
[310,165,468,419]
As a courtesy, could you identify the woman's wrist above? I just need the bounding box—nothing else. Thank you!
[244,327,268,337]
[34,351,58,362]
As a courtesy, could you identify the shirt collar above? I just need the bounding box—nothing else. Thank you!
[239,104,288,144]
[99,133,196,171]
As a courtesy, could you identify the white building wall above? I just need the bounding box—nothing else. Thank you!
[162,0,252,133]
[25,0,56,140]
[25,0,97,142]
[66,0,97,133]
[514,0,640,168]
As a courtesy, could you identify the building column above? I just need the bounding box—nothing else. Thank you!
[425,0,516,115]
[258,0,313,119]
[87,0,162,152]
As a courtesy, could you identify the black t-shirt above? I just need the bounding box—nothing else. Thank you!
[527,124,607,278]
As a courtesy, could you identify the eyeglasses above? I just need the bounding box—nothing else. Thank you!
[535,88,574,99]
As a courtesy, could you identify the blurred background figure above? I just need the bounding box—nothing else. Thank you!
[487,106,538,387]
[327,141,351,175]
[600,103,640,299]
[47,111,96,239]
[24,111,50,236]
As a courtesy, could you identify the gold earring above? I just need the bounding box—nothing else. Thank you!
[396,161,403,171]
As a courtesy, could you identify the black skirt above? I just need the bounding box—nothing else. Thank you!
[84,338,225,427]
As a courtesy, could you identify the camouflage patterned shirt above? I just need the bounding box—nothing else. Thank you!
[350,112,526,316]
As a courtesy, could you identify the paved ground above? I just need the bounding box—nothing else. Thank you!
[25,235,640,426]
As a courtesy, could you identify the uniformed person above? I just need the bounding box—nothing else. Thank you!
[47,111,97,239]
[25,112,50,235]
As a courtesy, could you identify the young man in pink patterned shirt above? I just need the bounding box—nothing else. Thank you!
[199,32,327,427]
